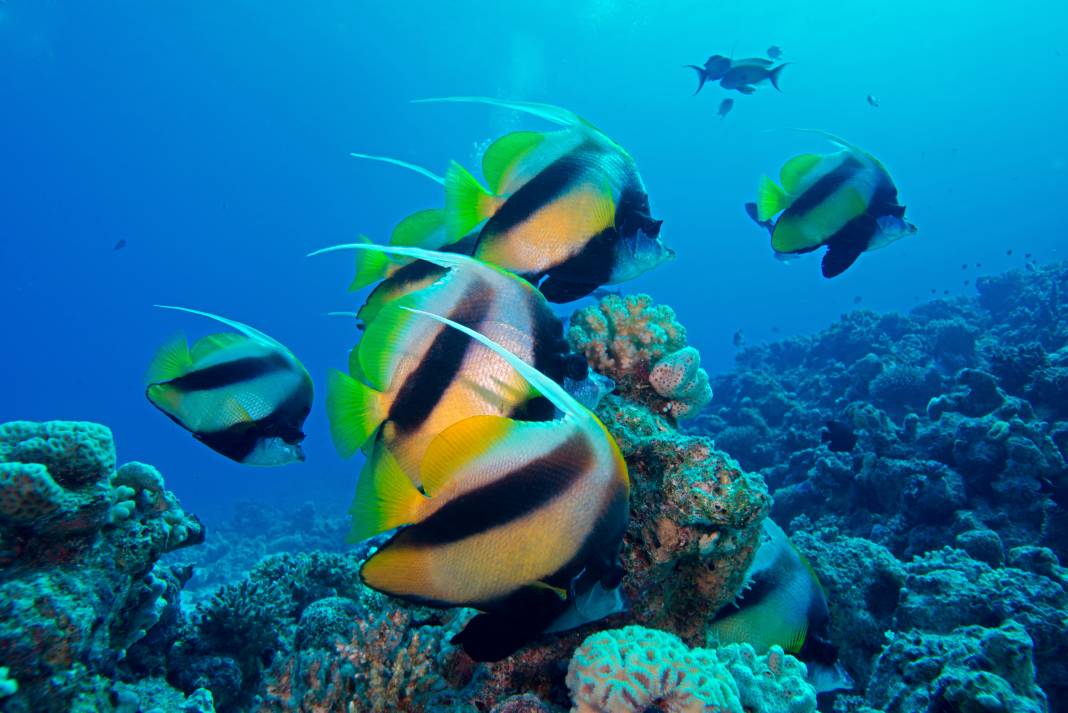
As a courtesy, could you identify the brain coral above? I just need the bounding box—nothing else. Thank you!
[569,294,712,420]
[566,626,742,713]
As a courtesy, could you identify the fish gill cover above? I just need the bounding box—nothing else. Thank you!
[1,1,1066,712]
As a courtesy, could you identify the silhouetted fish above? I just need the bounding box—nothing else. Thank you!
[820,420,857,452]
[113,239,127,251]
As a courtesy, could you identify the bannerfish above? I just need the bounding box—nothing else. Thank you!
[767,45,784,59]
[745,131,917,278]
[412,97,675,302]
[351,307,630,662]
[718,98,735,119]
[720,60,788,94]
[708,519,852,694]
[310,244,571,490]
[820,420,857,452]
[145,306,312,466]
[685,54,733,94]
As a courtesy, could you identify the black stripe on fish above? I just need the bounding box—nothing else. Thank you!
[397,431,595,547]
[821,213,877,278]
[166,352,290,393]
[536,226,617,303]
[788,155,863,216]
[867,169,905,219]
[387,278,494,432]
[478,139,602,252]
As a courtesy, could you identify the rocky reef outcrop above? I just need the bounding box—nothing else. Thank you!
[694,263,1068,711]
[0,420,211,712]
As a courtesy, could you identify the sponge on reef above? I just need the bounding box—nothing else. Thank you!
[569,294,712,419]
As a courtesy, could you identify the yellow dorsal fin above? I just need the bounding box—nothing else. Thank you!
[779,153,823,194]
[482,131,545,193]
[419,415,526,496]
[347,439,426,542]
[145,333,192,384]
[190,333,246,362]
[390,208,449,248]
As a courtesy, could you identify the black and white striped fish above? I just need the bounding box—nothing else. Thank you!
[145,306,312,466]
[746,131,917,278]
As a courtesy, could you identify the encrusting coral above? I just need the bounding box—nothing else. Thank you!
[569,294,712,419]
[0,421,208,713]
[565,626,817,713]
[566,626,743,713]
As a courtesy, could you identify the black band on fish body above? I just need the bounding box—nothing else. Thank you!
[788,156,864,217]
[195,425,263,463]
[451,586,570,662]
[165,352,289,393]
[820,214,876,278]
[537,226,617,303]
[387,280,494,432]
[398,433,594,548]
[478,142,601,243]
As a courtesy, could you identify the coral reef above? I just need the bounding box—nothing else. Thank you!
[690,263,1068,710]
[0,421,206,713]
[565,626,817,713]
[598,395,770,642]
[566,626,742,712]
[866,622,1048,713]
[569,294,712,419]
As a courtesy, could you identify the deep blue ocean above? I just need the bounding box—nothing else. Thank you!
[3,0,1065,519]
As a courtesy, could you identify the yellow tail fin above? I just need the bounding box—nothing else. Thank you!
[349,235,392,292]
[756,176,789,222]
[347,440,425,542]
[326,369,385,458]
[145,333,192,384]
[444,161,498,239]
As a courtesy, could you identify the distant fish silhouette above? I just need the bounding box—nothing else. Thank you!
[821,420,857,452]
[766,45,784,60]
[733,329,745,348]
[113,239,127,251]
[718,98,735,119]
[866,94,880,108]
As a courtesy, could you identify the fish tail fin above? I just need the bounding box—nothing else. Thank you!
[756,176,788,221]
[685,65,708,94]
[326,368,386,458]
[145,332,192,384]
[347,439,424,542]
[349,235,393,291]
[444,161,498,239]
[744,202,775,236]
[391,208,448,248]
[769,63,789,91]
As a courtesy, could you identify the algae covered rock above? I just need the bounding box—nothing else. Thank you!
[866,622,1048,713]
[0,420,204,713]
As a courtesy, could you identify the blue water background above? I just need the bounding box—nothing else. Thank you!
[3,0,1065,518]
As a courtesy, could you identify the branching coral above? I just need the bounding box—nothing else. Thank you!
[569,294,711,419]
[565,626,742,713]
